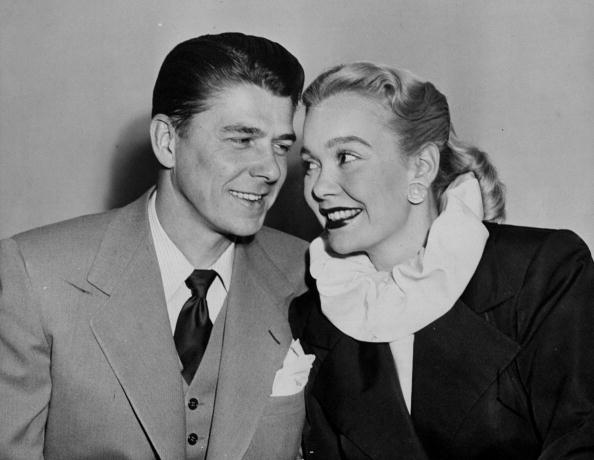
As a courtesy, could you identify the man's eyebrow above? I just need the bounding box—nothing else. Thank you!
[220,125,265,136]
[275,133,297,142]
[220,125,296,143]
[325,136,371,149]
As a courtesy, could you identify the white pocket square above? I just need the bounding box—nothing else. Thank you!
[271,339,315,397]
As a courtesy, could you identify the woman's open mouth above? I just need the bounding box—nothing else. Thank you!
[320,207,362,229]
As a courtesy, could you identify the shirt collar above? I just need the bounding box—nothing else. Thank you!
[148,190,234,302]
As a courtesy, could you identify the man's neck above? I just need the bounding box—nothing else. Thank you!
[154,189,233,268]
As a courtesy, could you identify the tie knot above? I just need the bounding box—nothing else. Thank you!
[185,269,217,298]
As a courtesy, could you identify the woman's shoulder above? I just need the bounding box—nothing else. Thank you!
[483,222,591,270]
[289,284,319,338]
[465,223,592,318]
[289,282,345,350]
[470,222,593,339]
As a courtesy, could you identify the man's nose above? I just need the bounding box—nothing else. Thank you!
[250,147,284,183]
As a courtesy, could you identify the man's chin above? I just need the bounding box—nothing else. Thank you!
[222,219,266,240]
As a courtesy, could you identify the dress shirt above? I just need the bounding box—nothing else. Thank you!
[147,190,234,332]
[389,335,414,413]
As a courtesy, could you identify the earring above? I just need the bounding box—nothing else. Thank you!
[407,182,427,204]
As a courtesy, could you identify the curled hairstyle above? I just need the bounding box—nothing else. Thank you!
[302,62,505,222]
[152,33,305,136]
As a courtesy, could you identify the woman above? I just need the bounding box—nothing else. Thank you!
[291,62,594,459]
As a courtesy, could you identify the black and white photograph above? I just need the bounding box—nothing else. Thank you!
[1,1,593,459]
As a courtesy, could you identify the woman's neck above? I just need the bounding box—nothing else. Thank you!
[368,201,438,272]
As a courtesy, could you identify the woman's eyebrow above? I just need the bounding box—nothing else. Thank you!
[325,136,371,149]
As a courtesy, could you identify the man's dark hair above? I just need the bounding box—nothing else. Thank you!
[152,32,305,136]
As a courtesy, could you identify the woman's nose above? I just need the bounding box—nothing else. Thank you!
[310,168,339,201]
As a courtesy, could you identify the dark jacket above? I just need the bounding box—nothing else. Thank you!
[291,223,594,460]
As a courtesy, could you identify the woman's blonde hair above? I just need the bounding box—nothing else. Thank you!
[302,62,505,222]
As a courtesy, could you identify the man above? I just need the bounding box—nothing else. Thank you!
[0,33,310,459]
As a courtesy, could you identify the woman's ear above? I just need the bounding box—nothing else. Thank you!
[150,114,176,169]
[411,142,440,184]
[406,143,440,205]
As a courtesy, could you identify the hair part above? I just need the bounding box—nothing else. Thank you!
[302,62,505,222]
[152,33,305,137]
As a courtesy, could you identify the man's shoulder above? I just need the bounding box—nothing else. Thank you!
[10,210,112,253]
[2,210,117,279]
[9,193,149,258]
[253,227,308,266]
[252,226,309,290]
[254,226,308,250]
[6,192,150,272]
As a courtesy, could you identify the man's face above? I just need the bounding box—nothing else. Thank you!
[165,83,295,239]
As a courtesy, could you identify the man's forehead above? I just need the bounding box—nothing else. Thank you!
[201,83,295,134]
[209,82,290,106]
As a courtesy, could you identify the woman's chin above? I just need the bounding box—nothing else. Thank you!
[324,233,361,257]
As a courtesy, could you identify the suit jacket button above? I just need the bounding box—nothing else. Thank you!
[188,433,198,445]
[188,398,199,410]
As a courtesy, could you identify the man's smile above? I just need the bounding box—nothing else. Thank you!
[229,190,265,202]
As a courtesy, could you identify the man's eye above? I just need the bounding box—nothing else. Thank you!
[229,138,253,147]
[273,143,292,155]
[338,151,357,165]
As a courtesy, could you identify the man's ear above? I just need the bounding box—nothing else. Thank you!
[150,114,176,169]
[409,142,440,185]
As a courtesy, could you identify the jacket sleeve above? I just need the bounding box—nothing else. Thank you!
[290,291,344,459]
[302,384,346,460]
[0,238,50,460]
[514,230,594,459]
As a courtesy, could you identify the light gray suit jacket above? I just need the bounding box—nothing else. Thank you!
[0,192,308,460]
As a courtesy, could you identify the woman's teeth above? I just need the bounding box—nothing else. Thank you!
[327,209,361,222]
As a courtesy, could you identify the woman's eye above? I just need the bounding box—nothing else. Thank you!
[338,151,357,165]
[302,160,320,173]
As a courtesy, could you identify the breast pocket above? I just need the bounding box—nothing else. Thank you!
[263,389,305,417]
[244,391,306,460]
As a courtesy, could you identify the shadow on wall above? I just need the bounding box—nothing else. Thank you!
[265,149,321,242]
[106,115,160,209]
[106,116,321,242]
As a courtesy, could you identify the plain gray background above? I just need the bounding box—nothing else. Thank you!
[1,0,593,248]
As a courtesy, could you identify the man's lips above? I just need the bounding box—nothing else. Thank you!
[229,190,266,202]
[319,207,363,229]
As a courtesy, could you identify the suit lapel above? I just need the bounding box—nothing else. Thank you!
[411,227,522,445]
[461,222,517,312]
[87,193,186,460]
[411,298,520,443]
[301,300,426,460]
[207,237,298,460]
[305,301,519,460]
[315,337,428,459]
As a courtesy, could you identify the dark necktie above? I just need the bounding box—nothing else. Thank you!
[174,269,217,384]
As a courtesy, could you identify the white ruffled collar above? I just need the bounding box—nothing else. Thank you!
[309,173,488,343]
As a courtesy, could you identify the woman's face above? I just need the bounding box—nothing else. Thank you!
[301,92,416,258]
